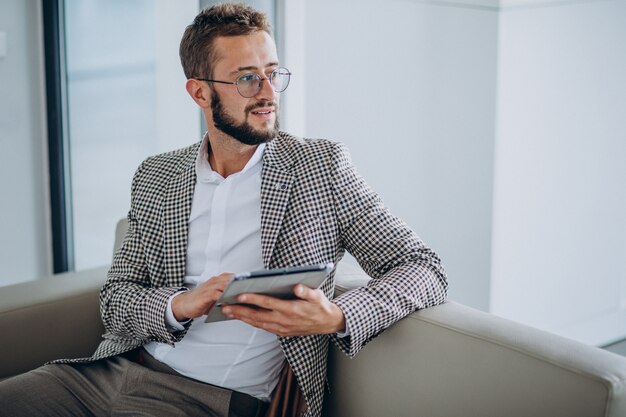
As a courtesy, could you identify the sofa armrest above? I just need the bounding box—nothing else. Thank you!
[0,267,107,379]
[326,263,626,417]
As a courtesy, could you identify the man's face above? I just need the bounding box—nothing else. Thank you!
[207,32,280,145]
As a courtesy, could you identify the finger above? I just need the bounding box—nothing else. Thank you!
[198,276,228,292]
[224,305,280,331]
[229,308,294,337]
[236,293,291,311]
[199,274,233,294]
[209,290,223,302]
[223,303,273,320]
[214,280,231,293]
[209,273,234,286]
[294,285,323,303]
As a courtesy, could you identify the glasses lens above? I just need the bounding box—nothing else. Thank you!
[270,68,291,93]
[237,73,261,98]
[235,68,291,97]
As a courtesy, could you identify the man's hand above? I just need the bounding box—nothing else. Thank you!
[221,284,346,337]
[171,273,233,321]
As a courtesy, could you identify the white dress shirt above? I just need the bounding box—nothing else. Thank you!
[144,138,284,401]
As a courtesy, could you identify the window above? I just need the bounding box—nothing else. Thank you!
[64,0,200,270]
[45,0,278,272]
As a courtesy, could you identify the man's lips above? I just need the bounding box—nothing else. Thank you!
[250,107,274,115]
[249,107,275,121]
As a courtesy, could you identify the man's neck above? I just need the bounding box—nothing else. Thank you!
[206,130,258,178]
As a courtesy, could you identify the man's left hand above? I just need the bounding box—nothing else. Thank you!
[221,285,346,337]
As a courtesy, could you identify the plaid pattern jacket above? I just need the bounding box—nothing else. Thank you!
[57,132,447,417]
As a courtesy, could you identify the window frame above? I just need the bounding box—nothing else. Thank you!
[42,0,74,273]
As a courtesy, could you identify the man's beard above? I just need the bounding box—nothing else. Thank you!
[211,90,279,146]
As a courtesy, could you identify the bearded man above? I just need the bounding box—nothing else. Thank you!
[0,4,447,417]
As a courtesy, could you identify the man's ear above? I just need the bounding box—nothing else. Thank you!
[185,79,211,109]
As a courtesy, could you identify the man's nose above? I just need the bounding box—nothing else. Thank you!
[255,77,275,100]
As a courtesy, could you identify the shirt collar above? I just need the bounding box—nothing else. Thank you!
[195,133,266,183]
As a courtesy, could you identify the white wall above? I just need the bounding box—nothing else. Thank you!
[491,0,626,345]
[301,0,499,311]
[290,0,626,345]
[0,0,51,286]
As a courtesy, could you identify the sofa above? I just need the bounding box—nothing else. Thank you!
[1,221,626,416]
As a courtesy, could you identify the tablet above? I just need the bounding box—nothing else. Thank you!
[204,263,333,323]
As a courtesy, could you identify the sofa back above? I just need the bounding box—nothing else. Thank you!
[323,286,626,417]
[0,267,106,378]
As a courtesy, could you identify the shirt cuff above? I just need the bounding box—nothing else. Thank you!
[165,290,190,332]
[336,321,351,338]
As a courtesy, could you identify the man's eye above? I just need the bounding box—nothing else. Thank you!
[239,74,258,82]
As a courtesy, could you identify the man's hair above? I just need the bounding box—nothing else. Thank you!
[179,3,272,80]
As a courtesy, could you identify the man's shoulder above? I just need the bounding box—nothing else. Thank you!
[275,131,342,151]
[135,142,201,180]
[270,131,349,168]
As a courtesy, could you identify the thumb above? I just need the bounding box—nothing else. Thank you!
[294,284,320,302]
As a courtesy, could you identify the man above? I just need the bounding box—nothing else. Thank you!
[0,3,446,417]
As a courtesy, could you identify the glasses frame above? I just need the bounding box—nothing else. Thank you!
[196,67,291,98]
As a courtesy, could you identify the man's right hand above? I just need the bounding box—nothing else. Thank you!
[171,273,233,321]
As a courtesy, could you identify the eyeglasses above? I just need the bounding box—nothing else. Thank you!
[196,67,291,98]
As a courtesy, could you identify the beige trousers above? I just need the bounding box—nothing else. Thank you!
[0,348,266,417]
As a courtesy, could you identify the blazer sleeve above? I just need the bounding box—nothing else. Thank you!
[328,143,448,357]
[99,161,190,346]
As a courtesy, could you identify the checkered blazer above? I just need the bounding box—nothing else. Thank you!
[57,132,447,417]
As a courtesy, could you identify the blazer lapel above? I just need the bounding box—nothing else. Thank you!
[261,136,295,268]
[162,148,197,286]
